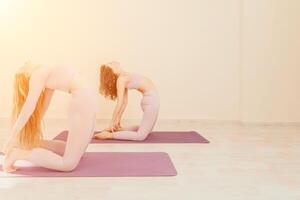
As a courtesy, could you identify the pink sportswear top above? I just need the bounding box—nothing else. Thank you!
[126,73,143,90]
[12,66,78,135]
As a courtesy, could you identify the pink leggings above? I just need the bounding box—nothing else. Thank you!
[113,91,160,141]
[27,88,98,172]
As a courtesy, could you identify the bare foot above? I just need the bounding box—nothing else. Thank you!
[2,148,20,173]
[93,131,113,140]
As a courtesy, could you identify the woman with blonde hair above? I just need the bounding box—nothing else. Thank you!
[94,61,159,141]
[2,62,98,172]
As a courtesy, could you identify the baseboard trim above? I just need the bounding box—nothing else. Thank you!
[239,121,300,127]
[1,117,300,128]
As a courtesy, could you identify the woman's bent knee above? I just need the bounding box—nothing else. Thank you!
[135,132,148,141]
[60,158,80,172]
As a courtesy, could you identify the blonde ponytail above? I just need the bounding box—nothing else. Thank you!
[12,69,45,150]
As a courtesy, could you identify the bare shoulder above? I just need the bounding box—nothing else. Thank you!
[117,74,130,83]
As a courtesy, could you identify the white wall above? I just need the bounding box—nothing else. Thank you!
[241,0,300,123]
[0,0,241,121]
[0,0,299,123]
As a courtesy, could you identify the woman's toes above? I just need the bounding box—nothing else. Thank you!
[94,131,112,140]
[3,165,17,173]
[93,133,101,139]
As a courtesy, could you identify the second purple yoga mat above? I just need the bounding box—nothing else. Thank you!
[0,152,177,177]
[53,130,209,143]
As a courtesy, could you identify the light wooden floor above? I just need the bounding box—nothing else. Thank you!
[0,121,299,200]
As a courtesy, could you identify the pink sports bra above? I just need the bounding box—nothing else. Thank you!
[126,73,143,90]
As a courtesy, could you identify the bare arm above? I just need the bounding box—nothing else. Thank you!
[110,77,128,131]
[11,75,46,135]
[41,88,54,118]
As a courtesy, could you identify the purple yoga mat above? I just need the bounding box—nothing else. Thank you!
[0,152,177,177]
[53,130,209,144]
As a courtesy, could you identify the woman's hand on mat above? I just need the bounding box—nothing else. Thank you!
[109,120,120,132]
[103,125,121,133]
[104,127,112,132]
[117,121,122,130]
[114,121,122,131]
